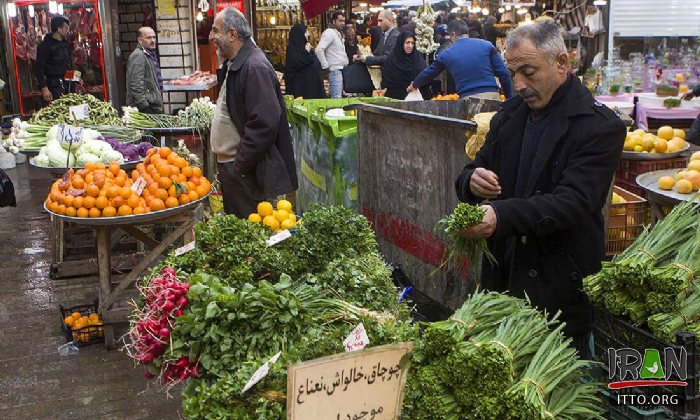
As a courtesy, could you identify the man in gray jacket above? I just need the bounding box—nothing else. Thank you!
[126,27,164,114]
[354,10,399,66]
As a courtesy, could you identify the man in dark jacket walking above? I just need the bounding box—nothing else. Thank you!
[35,16,72,103]
[455,21,625,358]
[209,8,297,218]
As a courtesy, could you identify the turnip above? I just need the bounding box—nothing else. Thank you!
[177,297,188,308]
[173,309,183,317]
[159,328,170,340]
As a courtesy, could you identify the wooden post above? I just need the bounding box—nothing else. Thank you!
[95,226,116,349]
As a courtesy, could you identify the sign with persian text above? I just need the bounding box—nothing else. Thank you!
[287,343,413,420]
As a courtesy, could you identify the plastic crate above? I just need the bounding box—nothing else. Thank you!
[603,390,672,420]
[615,157,687,197]
[593,307,699,418]
[607,186,651,257]
[59,300,104,347]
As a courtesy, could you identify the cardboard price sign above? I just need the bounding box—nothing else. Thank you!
[69,104,90,120]
[287,343,413,420]
[57,124,84,145]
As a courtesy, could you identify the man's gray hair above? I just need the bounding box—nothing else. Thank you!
[220,7,252,39]
[380,10,396,23]
[505,21,567,63]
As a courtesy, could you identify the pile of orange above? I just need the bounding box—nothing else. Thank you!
[433,94,460,101]
[64,311,103,342]
[45,147,211,218]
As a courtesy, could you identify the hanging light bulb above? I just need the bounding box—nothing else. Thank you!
[196,11,204,21]
[505,5,512,11]
[269,16,276,25]
[482,8,489,15]
[48,1,58,14]
[58,3,64,15]
[7,3,17,18]
[28,5,35,18]
[517,8,528,15]
[498,7,505,13]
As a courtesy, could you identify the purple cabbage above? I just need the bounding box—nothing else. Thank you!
[102,136,120,149]
[136,142,153,157]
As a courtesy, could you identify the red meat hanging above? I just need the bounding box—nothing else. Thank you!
[14,12,28,62]
[26,11,38,61]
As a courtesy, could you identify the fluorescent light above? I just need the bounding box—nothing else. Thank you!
[7,3,17,18]
[58,3,64,15]
[48,1,58,14]
[498,7,505,13]
[517,8,528,15]
[593,0,606,5]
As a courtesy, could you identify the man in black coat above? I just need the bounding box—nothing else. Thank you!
[35,16,72,103]
[455,21,625,358]
[209,8,298,217]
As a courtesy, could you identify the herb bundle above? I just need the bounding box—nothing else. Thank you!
[437,202,496,275]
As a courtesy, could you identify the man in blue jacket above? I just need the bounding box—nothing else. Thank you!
[407,19,513,100]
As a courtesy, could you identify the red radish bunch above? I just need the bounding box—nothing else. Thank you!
[126,267,195,387]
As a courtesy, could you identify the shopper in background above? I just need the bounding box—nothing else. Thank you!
[283,24,325,99]
[354,10,399,66]
[315,12,348,98]
[369,26,383,53]
[209,8,297,217]
[454,21,625,358]
[35,16,72,103]
[126,27,164,114]
[467,12,485,39]
[344,24,360,63]
[381,32,428,100]
[682,85,700,144]
[408,20,513,100]
[483,16,506,49]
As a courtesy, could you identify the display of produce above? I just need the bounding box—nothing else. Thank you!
[657,152,700,194]
[247,199,297,232]
[43,146,210,218]
[433,94,460,101]
[118,204,597,418]
[584,198,700,332]
[401,291,601,420]
[413,3,439,55]
[623,126,687,154]
[123,98,215,129]
[29,93,121,126]
[9,118,52,151]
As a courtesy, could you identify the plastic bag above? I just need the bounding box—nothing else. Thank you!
[58,342,80,356]
[0,168,16,207]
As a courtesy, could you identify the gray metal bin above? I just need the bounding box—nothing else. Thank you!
[356,98,501,309]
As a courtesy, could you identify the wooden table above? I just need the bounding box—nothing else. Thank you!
[48,199,205,348]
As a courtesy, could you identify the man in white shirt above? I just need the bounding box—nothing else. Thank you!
[315,12,348,98]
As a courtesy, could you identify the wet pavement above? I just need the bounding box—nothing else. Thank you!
[0,163,180,419]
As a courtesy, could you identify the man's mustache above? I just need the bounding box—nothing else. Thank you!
[518,88,539,99]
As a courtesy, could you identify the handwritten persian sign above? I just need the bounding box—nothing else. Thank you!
[287,343,413,420]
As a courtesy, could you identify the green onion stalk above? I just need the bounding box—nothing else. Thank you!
[648,290,700,341]
[122,106,180,128]
[437,202,497,276]
[545,380,605,420]
[506,324,593,419]
[648,226,700,297]
[82,124,144,144]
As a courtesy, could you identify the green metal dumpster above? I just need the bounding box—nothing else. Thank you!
[289,97,396,212]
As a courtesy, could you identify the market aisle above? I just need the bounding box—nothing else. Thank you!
[0,163,180,419]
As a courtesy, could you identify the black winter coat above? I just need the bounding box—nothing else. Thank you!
[455,77,625,336]
[217,39,298,198]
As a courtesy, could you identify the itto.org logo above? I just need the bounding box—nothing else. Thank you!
[608,348,688,389]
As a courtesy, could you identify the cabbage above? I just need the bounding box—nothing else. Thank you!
[34,154,50,167]
[136,142,153,157]
[101,150,124,164]
[47,141,75,167]
[46,125,60,142]
[81,140,113,157]
[77,152,101,167]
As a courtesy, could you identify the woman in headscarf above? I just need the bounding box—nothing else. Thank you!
[369,26,383,54]
[283,24,325,99]
[380,32,430,100]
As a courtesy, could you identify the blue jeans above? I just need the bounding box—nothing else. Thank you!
[328,70,343,98]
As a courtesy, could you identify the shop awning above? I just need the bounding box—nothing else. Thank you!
[301,0,341,19]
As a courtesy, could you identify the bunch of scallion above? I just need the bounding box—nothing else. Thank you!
[122,106,180,128]
[401,290,603,420]
[437,202,496,275]
[583,198,699,324]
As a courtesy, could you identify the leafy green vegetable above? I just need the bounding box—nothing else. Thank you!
[437,202,496,275]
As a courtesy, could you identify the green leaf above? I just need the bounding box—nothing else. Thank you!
[205,302,220,319]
